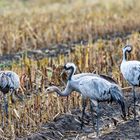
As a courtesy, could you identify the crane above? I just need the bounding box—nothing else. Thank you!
[120,45,140,121]
[0,71,20,127]
[60,63,118,128]
[46,63,126,136]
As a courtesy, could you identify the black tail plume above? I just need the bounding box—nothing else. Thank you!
[110,86,126,119]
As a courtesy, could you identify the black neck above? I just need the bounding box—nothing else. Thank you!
[68,66,74,80]
[123,50,127,61]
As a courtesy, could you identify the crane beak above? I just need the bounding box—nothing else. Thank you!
[60,69,65,77]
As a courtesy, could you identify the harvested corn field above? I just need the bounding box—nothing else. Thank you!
[0,0,140,139]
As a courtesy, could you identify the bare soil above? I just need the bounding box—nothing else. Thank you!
[0,30,133,63]
[16,91,140,140]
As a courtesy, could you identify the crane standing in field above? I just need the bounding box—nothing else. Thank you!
[60,64,118,129]
[121,45,140,121]
[46,63,126,136]
[0,71,20,126]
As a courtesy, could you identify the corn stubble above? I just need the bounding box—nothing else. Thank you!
[0,32,140,139]
[0,0,140,139]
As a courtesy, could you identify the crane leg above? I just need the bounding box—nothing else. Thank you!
[3,95,8,125]
[132,86,136,122]
[1,103,4,128]
[81,98,86,129]
[90,100,99,136]
[10,88,15,103]
[96,103,99,137]
[90,101,95,130]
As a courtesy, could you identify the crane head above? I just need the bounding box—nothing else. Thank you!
[46,86,55,93]
[60,63,77,80]
[123,45,132,53]
[63,63,77,76]
[63,63,76,70]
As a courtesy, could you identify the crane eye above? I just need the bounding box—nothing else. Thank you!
[46,88,50,92]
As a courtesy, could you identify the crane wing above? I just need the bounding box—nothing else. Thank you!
[99,74,117,84]
[72,73,117,84]
[72,73,99,80]
[0,71,20,91]
[79,77,110,101]
[132,64,140,73]
[121,60,140,86]
[0,73,9,89]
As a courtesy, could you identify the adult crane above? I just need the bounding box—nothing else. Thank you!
[121,45,140,121]
[60,63,118,128]
[47,63,126,136]
[0,71,20,126]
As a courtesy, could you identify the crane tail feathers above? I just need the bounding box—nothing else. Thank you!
[110,87,126,118]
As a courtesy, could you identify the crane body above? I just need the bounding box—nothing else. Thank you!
[0,71,20,127]
[121,45,140,121]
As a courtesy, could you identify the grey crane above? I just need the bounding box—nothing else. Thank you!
[60,63,118,128]
[0,71,20,126]
[46,63,126,136]
[121,45,140,121]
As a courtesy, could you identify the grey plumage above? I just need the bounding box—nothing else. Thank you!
[0,71,20,93]
[47,63,126,136]
[0,71,20,127]
[109,86,126,117]
[121,45,140,121]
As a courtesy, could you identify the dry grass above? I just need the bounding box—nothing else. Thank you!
[0,0,140,139]
[0,0,140,55]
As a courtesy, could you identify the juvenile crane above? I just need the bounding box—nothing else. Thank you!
[121,45,140,121]
[0,71,20,126]
[47,63,126,136]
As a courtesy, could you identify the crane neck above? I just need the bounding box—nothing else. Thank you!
[122,50,127,62]
[68,66,75,80]
[52,86,63,95]
[50,85,72,96]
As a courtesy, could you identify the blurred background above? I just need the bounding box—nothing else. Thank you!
[0,0,140,55]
